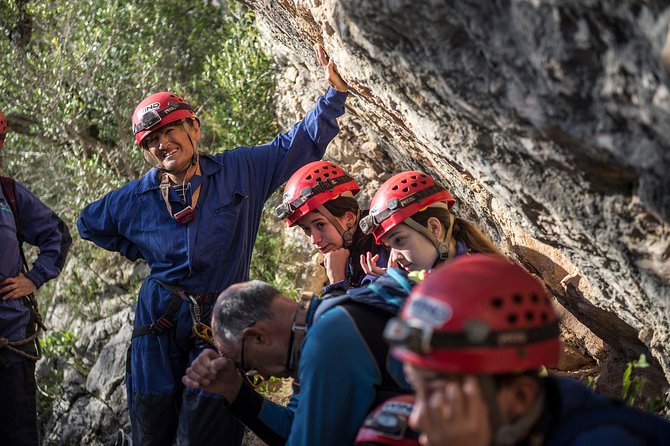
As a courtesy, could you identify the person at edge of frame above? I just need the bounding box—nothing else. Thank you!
[0,109,72,446]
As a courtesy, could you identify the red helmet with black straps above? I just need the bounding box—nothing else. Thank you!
[276,161,360,227]
[360,171,455,244]
[385,254,561,374]
[0,111,7,148]
[132,92,197,147]
[355,395,420,446]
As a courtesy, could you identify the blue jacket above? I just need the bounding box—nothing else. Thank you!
[0,178,71,362]
[228,269,414,446]
[542,377,670,446]
[78,88,347,395]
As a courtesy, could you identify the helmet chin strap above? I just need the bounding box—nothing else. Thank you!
[403,213,455,267]
[316,205,357,248]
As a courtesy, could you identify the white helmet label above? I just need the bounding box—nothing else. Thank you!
[407,295,452,327]
[137,102,160,119]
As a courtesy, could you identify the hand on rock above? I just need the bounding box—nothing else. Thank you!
[316,44,348,92]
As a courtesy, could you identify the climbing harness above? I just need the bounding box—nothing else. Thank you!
[131,281,218,348]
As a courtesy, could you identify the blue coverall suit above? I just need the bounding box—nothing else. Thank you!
[0,178,71,446]
[77,88,347,446]
[226,270,413,446]
[538,377,670,445]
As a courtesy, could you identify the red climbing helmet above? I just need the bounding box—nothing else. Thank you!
[276,161,360,227]
[132,92,197,147]
[0,111,7,148]
[385,254,561,374]
[355,395,420,446]
[360,171,455,244]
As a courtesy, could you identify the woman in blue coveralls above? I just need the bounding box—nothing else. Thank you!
[359,170,500,275]
[275,160,388,294]
[77,47,348,446]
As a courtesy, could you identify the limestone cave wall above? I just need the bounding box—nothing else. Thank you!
[244,0,670,394]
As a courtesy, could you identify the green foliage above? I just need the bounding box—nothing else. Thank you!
[250,202,302,300]
[40,329,77,358]
[584,353,668,414]
[37,330,80,423]
[621,353,648,407]
[199,7,276,149]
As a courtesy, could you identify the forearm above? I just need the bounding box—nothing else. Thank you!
[227,381,291,446]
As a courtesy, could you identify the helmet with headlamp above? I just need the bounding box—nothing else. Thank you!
[132,92,197,147]
[385,254,561,374]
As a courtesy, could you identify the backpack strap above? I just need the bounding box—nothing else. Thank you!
[339,301,411,409]
[545,403,670,446]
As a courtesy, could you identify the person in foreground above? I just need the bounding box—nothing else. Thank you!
[183,273,413,446]
[78,47,348,446]
[385,254,670,446]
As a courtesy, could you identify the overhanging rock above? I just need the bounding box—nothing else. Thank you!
[245,0,670,394]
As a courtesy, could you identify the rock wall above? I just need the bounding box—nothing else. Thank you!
[245,0,670,394]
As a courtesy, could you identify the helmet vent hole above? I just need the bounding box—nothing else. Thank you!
[530,293,539,303]
[306,175,313,180]
[540,312,548,322]
[392,185,399,191]
[401,179,408,184]
[525,311,535,322]
[507,313,518,325]
[491,297,504,308]
[324,173,330,177]
[411,182,418,188]
[512,294,523,305]
[402,187,409,193]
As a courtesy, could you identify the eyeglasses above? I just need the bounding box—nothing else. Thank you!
[236,326,265,389]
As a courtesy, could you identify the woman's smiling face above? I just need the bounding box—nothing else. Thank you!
[144,120,199,171]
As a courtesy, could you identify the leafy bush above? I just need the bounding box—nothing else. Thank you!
[36,330,80,424]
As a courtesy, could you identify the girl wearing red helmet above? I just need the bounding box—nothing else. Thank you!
[276,160,388,292]
[360,171,499,275]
